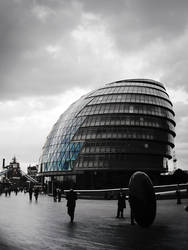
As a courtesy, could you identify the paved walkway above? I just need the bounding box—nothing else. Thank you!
[0,192,187,250]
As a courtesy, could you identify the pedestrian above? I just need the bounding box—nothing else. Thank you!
[53,187,57,202]
[14,187,18,195]
[57,188,62,202]
[8,187,12,196]
[176,184,181,204]
[4,187,8,197]
[34,187,39,202]
[116,189,126,218]
[28,186,33,201]
[66,189,77,222]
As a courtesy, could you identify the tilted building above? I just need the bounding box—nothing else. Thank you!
[39,79,176,188]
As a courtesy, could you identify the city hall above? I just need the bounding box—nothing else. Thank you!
[38,79,176,189]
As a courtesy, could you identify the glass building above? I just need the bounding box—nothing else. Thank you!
[39,79,176,188]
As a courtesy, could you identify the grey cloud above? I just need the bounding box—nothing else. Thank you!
[79,0,188,93]
[1,0,188,100]
[173,102,188,135]
[0,0,80,61]
[161,48,188,92]
[81,0,188,50]
[0,0,83,99]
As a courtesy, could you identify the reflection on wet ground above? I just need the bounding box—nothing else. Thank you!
[0,192,187,250]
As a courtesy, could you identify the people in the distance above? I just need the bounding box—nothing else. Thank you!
[34,187,39,202]
[176,184,181,204]
[28,186,33,201]
[57,188,62,202]
[53,187,57,202]
[66,188,78,223]
[116,188,126,218]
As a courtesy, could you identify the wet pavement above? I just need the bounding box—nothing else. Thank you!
[0,192,187,250]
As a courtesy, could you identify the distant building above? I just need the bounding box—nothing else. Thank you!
[27,165,38,179]
[39,79,176,188]
[3,157,21,181]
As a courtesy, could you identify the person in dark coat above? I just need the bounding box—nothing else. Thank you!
[14,187,18,195]
[8,187,12,196]
[116,189,126,218]
[57,188,62,202]
[176,184,181,204]
[66,189,78,222]
[28,186,33,201]
[53,187,57,202]
[34,187,39,202]
[4,187,8,197]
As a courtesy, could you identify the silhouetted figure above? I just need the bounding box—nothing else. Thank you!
[14,187,18,195]
[176,185,181,204]
[28,187,33,201]
[8,187,11,196]
[4,187,8,197]
[66,189,77,222]
[116,189,126,218]
[57,188,62,202]
[43,185,47,195]
[34,187,39,202]
[53,187,57,202]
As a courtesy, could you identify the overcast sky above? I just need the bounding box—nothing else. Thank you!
[0,0,188,172]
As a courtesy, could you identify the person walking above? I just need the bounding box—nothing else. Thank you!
[176,184,181,204]
[57,188,62,202]
[28,186,33,201]
[14,187,18,195]
[4,187,8,197]
[34,187,39,202]
[53,187,57,202]
[8,187,12,196]
[66,189,78,223]
[116,189,126,218]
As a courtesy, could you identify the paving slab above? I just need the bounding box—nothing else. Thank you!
[0,192,187,250]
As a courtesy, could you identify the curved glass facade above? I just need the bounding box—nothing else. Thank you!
[39,79,176,187]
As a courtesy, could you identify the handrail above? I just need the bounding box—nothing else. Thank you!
[21,170,38,183]
[0,169,9,176]
[63,183,188,193]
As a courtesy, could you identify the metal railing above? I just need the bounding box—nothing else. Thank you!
[20,170,38,183]
[0,169,9,176]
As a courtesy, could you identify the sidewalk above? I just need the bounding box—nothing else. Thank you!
[0,193,187,250]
